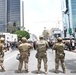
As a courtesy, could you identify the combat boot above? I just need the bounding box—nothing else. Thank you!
[17,69,21,73]
[36,69,40,74]
[36,71,40,74]
[63,70,66,73]
[25,69,29,73]
[45,68,48,74]
[25,63,29,72]
[2,68,6,72]
[1,67,6,72]
[45,71,48,74]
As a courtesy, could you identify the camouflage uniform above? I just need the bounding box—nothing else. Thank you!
[36,35,49,74]
[0,37,5,71]
[18,37,32,73]
[52,37,66,73]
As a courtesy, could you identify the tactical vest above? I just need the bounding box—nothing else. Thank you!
[20,43,29,52]
[37,41,47,53]
[56,43,65,55]
[19,43,30,58]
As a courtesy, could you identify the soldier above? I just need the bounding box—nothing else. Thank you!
[17,37,32,73]
[36,35,49,74]
[0,37,6,71]
[52,37,66,73]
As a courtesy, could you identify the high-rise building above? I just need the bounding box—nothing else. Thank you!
[0,0,20,32]
[0,0,6,32]
[61,0,76,38]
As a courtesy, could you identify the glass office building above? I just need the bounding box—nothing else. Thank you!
[0,0,6,32]
[7,0,20,22]
[0,0,20,32]
[61,0,76,37]
[71,0,76,29]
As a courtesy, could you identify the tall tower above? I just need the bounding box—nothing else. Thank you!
[0,0,6,32]
[61,0,76,37]
[0,0,20,32]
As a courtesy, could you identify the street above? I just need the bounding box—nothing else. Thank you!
[0,49,76,75]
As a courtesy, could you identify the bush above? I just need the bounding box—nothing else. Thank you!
[14,30,30,40]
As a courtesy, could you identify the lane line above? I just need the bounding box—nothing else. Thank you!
[4,54,17,61]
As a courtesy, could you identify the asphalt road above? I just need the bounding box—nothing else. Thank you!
[0,49,76,75]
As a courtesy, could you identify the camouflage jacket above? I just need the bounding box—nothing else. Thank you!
[52,42,65,56]
[36,40,49,52]
[18,43,32,56]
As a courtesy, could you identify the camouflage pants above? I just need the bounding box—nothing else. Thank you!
[37,55,47,71]
[55,56,65,71]
[0,55,5,70]
[18,56,29,71]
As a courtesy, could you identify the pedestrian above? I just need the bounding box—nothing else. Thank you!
[17,37,33,73]
[52,37,66,73]
[0,37,6,71]
[35,35,49,74]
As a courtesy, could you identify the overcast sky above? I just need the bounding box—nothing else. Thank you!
[23,0,62,37]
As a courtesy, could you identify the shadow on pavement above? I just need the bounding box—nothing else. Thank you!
[0,69,5,72]
[49,69,63,73]
[15,70,29,73]
[31,70,45,74]
[65,59,76,73]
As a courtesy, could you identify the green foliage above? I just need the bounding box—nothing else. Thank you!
[14,30,30,40]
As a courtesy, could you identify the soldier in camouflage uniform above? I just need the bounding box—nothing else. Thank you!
[36,35,49,74]
[17,37,32,73]
[0,37,6,71]
[52,37,66,73]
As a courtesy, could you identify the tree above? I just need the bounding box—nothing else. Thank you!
[14,30,30,40]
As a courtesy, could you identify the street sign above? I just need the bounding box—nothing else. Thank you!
[69,28,72,34]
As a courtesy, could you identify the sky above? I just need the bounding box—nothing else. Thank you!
[23,0,62,37]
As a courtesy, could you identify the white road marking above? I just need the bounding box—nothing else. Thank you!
[4,54,17,61]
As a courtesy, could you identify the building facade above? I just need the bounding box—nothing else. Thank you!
[61,0,76,38]
[0,0,6,32]
[0,0,20,32]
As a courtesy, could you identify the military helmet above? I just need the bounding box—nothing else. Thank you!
[22,37,27,41]
[57,37,62,41]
